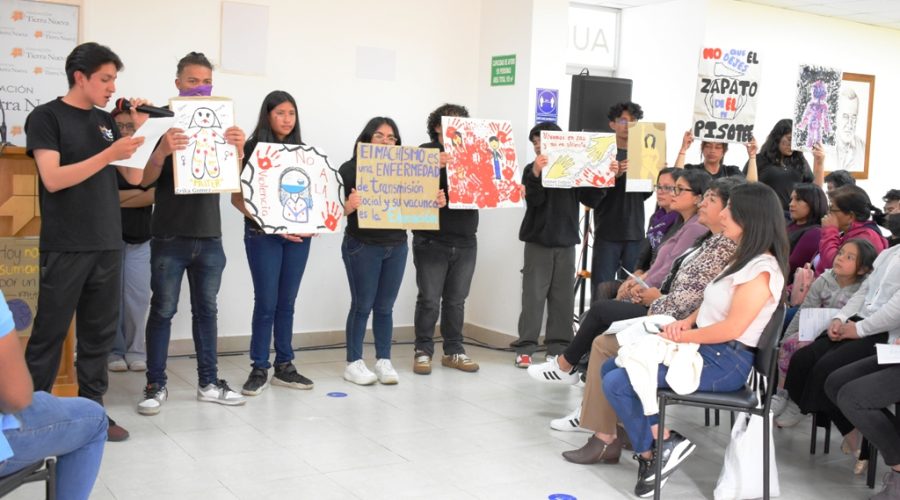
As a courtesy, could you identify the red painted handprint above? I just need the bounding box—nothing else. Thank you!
[322,200,342,231]
[256,145,282,171]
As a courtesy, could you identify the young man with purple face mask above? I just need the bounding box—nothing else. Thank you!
[137,52,247,415]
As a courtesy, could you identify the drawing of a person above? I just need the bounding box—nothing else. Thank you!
[186,107,226,179]
[798,80,831,149]
[488,135,502,180]
[835,87,866,170]
[640,133,660,182]
[279,167,312,223]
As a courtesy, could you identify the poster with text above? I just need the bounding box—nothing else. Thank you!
[540,131,616,189]
[442,117,523,209]
[240,143,344,234]
[0,237,39,339]
[692,47,760,144]
[792,65,842,151]
[627,122,666,192]
[170,97,241,194]
[0,1,78,146]
[355,143,440,229]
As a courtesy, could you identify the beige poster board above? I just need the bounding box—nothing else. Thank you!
[169,97,241,194]
[627,122,666,192]
[0,237,39,338]
[355,143,440,229]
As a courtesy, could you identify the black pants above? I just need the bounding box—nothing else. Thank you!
[561,299,647,367]
[826,355,900,465]
[25,250,121,405]
[784,332,888,417]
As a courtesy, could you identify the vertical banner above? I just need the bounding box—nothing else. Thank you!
[0,1,78,145]
[170,97,241,194]
[240,143,344,234]
[0,237,39,338]
[355,143,440,229]
[442,117,523,209]
[692,47,760,144]
[793,64,842,151]
[540,131,616,189]
[627,122,666,192]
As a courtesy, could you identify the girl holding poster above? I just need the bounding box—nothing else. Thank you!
[232,91,315,396]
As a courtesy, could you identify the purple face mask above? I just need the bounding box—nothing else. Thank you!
[179,84,213,97]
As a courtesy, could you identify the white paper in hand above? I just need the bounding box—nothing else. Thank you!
[798,308,840,341]
[110,117,175,169]
[876,344,900,365]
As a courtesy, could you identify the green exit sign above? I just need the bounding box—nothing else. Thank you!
[491,54,516,86]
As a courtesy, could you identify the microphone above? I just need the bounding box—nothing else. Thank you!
[114,98,174,118]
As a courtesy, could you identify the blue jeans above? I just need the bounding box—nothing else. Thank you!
[602,343,754,453]
[341,235,408,362]
[591,238,641,284]
[111,241,151,363]
[244,224,311,369]
[0,392,107,500]
[145,236,226,387]
[412,235,477,357]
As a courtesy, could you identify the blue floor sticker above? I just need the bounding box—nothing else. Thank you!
[326,392,348,398]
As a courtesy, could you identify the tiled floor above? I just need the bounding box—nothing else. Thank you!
[9,344,885,499]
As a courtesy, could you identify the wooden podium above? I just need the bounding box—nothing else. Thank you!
[0,145,78,397]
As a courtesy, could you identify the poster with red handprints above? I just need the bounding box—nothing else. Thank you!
[170,97,241,194]
[239,143,345,234]
[441,117,523,209]
[540,131,617,189]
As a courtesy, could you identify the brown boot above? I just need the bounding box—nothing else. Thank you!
[562,435,622,464]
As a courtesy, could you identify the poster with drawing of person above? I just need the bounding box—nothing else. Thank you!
[170,97,241,193]
[441,117,523,209]
[792,65,842,151]
[626,122,666,192]
[825,73,874,179]
[240,143,345,234]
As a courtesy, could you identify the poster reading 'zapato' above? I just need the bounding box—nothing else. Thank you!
[692,47,761,144]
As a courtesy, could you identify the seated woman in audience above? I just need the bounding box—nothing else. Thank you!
[773,238,876,417]
[602,182,787,497]
[787,183,828,280]
[674,130,748,179]
[823,241,900,496]
[814,185,888,275]
[529,169,711,383]
[632,168,681,273]
[554,178,742,457]
[745,119,822,211]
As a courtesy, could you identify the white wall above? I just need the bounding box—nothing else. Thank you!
[80,0,481,339]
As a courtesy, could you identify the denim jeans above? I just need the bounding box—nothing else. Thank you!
[341,234,408,362]
[111,241,151,363]
[244,224,311,369]
[591,238,641,284]
[145,236,226,387]
[412,235,477,357]
[602,343,754,453]
[0,392,107,500]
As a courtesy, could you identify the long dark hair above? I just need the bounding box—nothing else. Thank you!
[716,183,789,283]
[831,185,877,222]
[759,118,810,170]
[351,117,401,158]
[248,90,302,145]
[792,183,828,224]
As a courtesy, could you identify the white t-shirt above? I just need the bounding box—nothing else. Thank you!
[696,254,785,348]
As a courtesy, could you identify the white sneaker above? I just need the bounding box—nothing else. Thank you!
[770,390,789,417]
[137,383,167,416]
[550,401,591,433]
[775,399,805,427]
[374,359,399,385]
[344,360,377,386]
[197,379,246,406]
[108,358,127,372]
[528,357,579,384]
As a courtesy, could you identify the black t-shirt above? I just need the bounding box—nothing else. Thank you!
[25,98,122,252]
[411,141,478,247]
[684,163,744,179]
[582,149,650,242]
[518,161,580,247]
[151,157,221,238]
[339,158,407,246]
[118,172,153,244]
[744,154,813,210]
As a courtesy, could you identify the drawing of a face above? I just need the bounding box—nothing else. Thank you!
[188,107,221,128]
[279,167,312,223]
[838,87,859,144]
[453,132,463,148]
[812,80,827,101]
[489,137,500,151]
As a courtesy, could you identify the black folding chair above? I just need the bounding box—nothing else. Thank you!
[653,305,786,500]
[0,457,56,499]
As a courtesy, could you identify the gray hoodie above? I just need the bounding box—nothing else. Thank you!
[785,269,863,338]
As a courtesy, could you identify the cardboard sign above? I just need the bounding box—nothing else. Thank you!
[355,143,440,230]
[627,122,666,192]
[792,65,842,151]
[240,143,344,234]
[692,47,761,144]
[540,131,616,189]
[442,117,523,209]
[0,237,39,338]
[170,97,241,194]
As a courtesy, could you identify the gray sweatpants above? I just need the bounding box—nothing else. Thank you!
[514,242,576,356]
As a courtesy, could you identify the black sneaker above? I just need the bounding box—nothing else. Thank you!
[272,363,314,390]
[634,454,668,498]
[656,430,696,480]
[241,367,270,396]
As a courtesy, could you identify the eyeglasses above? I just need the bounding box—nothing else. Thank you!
[116,122,136,132]
[654,185,675,193]
[673,186,695,196]
[373,132,397,143]
[615,118,635,126]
